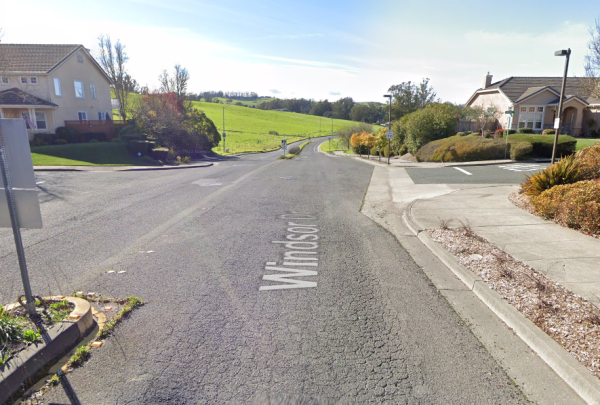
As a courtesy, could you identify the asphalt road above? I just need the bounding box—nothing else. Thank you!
[2,142,526,403]
[406,162,549,184]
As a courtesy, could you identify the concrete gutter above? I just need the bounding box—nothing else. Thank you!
[0,296,95,404]
[403,201,600,405]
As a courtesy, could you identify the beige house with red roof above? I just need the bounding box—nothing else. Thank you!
[0,44,113,140]
[466,73,600,136]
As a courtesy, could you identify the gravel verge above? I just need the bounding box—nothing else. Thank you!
[429,226,600,381]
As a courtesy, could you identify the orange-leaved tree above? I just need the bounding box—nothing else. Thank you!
[350,132,362,156]
[361,132,377,159]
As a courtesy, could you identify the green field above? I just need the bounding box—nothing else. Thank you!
[31,143,143,166]
[576,138,600,151]
[320,138,351,152]
[190,101,379,154]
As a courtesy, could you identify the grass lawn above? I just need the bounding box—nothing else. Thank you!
[576,138,600,151]
[31,142,144,166]
[320,137,351,152]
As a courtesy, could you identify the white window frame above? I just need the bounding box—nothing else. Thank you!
[20,77,28,84]
[74,80,85,98]
[98,111,107,121]
[90,82,97,99]
[53,78,62,97]
[29,77,38,85]
[518,105,545,130]
[35,112,47,130]
[77,111,88,121]
[0,77,9,85]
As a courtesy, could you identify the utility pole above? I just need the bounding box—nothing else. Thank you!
[384,94,392,165]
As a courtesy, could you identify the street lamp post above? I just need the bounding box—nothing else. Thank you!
[384,94,392,165]
[551,48,571,164]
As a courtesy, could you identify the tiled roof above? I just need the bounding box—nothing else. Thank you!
[476,77,600,105]
[0,88,58,107]
[0,44,81,73]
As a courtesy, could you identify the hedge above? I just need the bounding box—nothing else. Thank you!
[508,134,577,157]
[128,140,150,155]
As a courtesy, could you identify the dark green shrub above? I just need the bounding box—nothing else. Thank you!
[88,139,99,143]
[140,155,158,165]
[370,145,379,156]
[517,127,534,134]
[416,135,505,162]
[456,132,465,136]
[483,129,492,138]
[151,148,169,161]
[56,126,79,143]
[510,142,533,160]
[503,129,517,135]
[80,132,107,142]
[128,140,149,156]
[269,130,279,135]
[53,139,68,145]
[509,134,576,157]
[120,133,144,143]
[0,318,22,345]
[111,138,122,143]
[542,129,556,136]
[33,133,54,145]
[118,125,139,138]
[399,144,408,155]
[288,145,300,155]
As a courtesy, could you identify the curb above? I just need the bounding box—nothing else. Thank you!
[403,200,600,405]
[34,163,213,172]
[0,296,95,404]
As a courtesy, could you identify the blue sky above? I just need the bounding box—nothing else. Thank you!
[1,0,598,103]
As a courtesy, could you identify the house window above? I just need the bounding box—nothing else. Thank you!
[518,105,545,130]
[54,78,62,96]
[98,111,107,120]
[90,82,97,99]
[20,77,28,84]
[30,77,38,84]
[78,111,88,121]
[35,112,47,130]
[74,80,85,98]
[1,77,9,85]
[77,54,84,63]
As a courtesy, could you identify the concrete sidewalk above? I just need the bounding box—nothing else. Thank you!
[362,164,600,404]
[33,162,213,171]
[410,184,600,308]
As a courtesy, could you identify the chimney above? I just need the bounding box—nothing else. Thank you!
[484,72,493,89]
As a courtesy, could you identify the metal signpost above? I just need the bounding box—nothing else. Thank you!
[504,110,514,159]
[282,139,287,156]
[386,130,393,165]
[0,119,43,315]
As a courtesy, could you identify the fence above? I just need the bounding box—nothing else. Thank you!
[64,120,131,140]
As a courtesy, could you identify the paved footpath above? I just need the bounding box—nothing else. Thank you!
[359,159,600,404]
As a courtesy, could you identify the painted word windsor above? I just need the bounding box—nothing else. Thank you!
[260,213,319,290]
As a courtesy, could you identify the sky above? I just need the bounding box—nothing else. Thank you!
[1,0,598,103]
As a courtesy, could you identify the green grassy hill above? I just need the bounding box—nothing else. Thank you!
[112,93,381,154]
[190,101,381,154]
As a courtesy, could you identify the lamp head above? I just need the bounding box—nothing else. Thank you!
[383,94,392,98]
[554,49,570,57]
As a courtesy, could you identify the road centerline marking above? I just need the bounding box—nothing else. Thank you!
[453,167,473,176]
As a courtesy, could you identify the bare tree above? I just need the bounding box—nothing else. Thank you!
[159,64,189,101]
[471,105,501,136]
[583,17,600,100]
[97,35,130,120]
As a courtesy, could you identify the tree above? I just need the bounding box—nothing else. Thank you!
[309,99,332,116]
[123,73,140,93]
[471,105,501,136]
[403,103,457,154]
[159,64,189,102]
[332,97,354,120]
[98,35,130,120]
[335,122,373,150]
[583,16,600,100]
[388,78,437,120]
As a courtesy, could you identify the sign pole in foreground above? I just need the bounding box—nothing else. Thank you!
[504,110,514,159]
[0,124,36,315]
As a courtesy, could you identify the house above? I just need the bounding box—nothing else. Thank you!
[0,44,113,140]
[466,73,600,136]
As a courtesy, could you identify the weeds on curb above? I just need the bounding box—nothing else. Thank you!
[69,346,90,368]
[97,296,144,339]
[438,217,454,230]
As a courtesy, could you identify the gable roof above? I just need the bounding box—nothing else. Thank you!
[0,44,112,83]
[467,76,600,106]
[0,87,58,107]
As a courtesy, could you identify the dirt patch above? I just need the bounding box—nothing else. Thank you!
[429,226,600,380]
